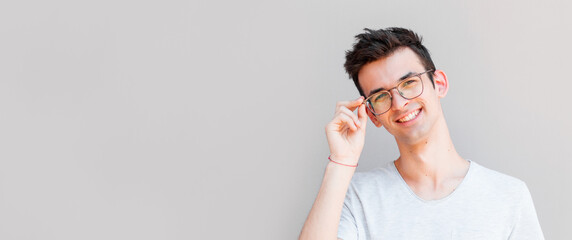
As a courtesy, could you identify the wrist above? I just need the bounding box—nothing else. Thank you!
[328,155,358,167]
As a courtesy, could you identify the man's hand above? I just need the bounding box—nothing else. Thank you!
[299,97,368,240]
[325,96,368,166]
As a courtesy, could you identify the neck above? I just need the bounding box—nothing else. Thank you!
[394,114,468,188]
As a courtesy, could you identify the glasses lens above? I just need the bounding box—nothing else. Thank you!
[398,77,423,99]
[368,91,391,114]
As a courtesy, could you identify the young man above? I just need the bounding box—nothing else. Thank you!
[299,28,544,239]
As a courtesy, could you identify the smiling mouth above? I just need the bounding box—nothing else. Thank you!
[396,108,421,123]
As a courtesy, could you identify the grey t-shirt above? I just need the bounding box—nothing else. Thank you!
[338,159,544,240]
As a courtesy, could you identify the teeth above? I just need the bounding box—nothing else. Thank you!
[397,109,421,123]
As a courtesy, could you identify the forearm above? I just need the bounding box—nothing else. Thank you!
[299,162,356,240]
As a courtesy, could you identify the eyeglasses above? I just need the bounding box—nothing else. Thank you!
[363,69,434,115]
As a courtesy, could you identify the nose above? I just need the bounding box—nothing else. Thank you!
[390,88,409,110]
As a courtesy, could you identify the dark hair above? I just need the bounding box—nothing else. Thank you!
[344,27,436,97]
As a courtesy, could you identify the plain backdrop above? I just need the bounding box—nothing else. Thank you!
[0,0,570,239]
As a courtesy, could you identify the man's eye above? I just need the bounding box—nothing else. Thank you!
[374,92,389,101]
[402,79,417,87]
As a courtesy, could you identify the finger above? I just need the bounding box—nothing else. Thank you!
[338,114,357,131]
[337,114,358,131]
[336,96,364,112]
[336,96,363,107]
[347,96,365,111]
[339,107,361,128]
[357,104,368,129]
[353,96,364,103]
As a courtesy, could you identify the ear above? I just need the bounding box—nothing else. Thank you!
[365,106,383,128]
[432,69,449,98]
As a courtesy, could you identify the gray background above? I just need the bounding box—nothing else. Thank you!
[0,0,570,239]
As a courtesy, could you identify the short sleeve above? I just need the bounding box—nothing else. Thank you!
[508,183,545,240]
[337,186,358,240]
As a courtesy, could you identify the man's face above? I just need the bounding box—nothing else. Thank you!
[358,47,448,144]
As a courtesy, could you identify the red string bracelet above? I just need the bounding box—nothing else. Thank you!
[328,156,358,167]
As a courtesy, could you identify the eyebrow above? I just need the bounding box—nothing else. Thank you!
[367,71,416,97]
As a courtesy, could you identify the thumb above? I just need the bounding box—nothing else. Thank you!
[358,104,368,129]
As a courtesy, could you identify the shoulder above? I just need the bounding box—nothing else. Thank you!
[348,161,400,190]
[468,161,530,199]
[352,161,395,180]
[467,161,541,233]
[342,161,403,205]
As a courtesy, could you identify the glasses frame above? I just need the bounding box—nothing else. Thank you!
[362,69,434,116]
